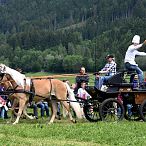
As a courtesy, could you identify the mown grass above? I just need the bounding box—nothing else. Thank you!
[1,72,145,145]
[0,118,146,146]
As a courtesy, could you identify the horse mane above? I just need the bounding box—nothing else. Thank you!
[1,64,27,88]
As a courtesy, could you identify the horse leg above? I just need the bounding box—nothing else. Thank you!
[7,98,18,123]
[7,106,15,124]
[22,104,35,120]
[62,105,68,118]
[49,100,57,124]
[61,101,76,123]
[13,96,27,125]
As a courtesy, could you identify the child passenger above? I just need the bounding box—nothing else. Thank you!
[77,82,91,100]
[77,82,91,118]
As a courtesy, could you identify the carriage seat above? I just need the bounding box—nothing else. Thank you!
[133,88,146,91]
[124,70,136,75]
[117,69,137,83]
[107,83,133,88]
[105,72,124,85]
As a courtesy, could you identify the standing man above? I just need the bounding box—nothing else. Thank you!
[124,35,146,85]
[94,55,117,89]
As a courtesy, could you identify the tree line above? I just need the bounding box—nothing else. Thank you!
[0,0,146,73]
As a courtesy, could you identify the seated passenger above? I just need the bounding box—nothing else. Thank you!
[77,82,91,100]
[132,74,139,88]
[94,55,117,89]
[74,67,89,93]
[77,82,91,118]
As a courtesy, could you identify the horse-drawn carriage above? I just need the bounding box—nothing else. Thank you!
[83,70,146,122]
[1,64,146,124]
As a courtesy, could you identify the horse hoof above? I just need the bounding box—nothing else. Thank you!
[7,121,11,124]
[48,121,53,125]
[48,123,53,125]
[71,119,77,123]
[12,122,17,125]
[34,116,38,119]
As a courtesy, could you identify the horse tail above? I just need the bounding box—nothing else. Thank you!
[64,82,82,119]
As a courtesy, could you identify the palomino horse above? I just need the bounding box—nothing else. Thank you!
[0,64,82,124]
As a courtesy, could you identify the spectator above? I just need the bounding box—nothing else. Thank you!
[124,35,146,86]
[94,55,117,89]
[126,74,139,117]
[0,86,8,119]
[132,74,139,89]
[56,102,61,120]
[33,101,49,119]
[74,67,89,93]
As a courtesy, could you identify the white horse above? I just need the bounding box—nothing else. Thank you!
[0,64,82,124]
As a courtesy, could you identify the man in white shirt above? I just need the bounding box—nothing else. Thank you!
[124,35,146,85]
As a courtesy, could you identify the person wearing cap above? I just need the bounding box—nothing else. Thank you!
[94,55,117,89]
[124,35,146,85]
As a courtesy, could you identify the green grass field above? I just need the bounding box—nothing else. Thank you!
[0,118,146,146]
[0,72,146,146]
[25,72,95,85]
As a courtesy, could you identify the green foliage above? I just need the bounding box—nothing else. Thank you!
[136,57,146,71]
[0,0,146,72]
[63,55,83,72]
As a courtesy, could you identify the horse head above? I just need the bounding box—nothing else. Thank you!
[0,64,27,88]
[0,73,16,90]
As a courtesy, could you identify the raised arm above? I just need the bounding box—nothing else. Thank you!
[132,40,146,50]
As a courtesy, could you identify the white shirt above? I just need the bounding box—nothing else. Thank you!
[124,43,146,66]
[77,88,91,100]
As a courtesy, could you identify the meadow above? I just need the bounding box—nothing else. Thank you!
[0,72,146,146]
[0,118,146,146]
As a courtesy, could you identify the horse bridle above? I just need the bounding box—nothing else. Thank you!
[0,73,18,91]
[0,73,5,81]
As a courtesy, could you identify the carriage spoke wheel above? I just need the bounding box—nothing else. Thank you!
[83,98,101,122]
[99,98,124,122]
[139,100,146,121]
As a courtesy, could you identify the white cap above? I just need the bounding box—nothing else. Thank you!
[132,35,140,44]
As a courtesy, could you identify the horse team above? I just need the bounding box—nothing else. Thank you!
[0,64,83,124]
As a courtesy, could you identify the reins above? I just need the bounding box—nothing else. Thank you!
[0,73,88,104]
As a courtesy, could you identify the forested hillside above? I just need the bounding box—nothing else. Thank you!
[0,0,146,72]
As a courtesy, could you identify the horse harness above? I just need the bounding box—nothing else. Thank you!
[29,77,53,103]
[0,73,53,102]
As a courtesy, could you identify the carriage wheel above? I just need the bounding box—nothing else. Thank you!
[99,98,125,122]
[139,100,146,121]
[124,105,141,121]
[83,98,101,122]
